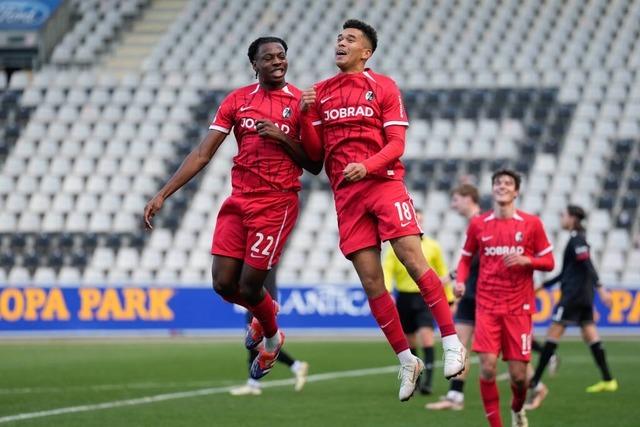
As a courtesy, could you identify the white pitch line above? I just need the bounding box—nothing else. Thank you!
[0,364,410,424]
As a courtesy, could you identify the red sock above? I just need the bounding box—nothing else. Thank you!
[480,378,502,427]
[416,269,456,337]
[248,292,278,338]
[511,382,527,412]
[220,291,248,308]
[368,292,410,354]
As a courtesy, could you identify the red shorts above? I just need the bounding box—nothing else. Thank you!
[333,178,422,257]
[473,310,533,362]
[211,192,299,270]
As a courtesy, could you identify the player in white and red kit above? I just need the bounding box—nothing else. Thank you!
[144,37,321,380]
[455,169,555,427]
[299,19,467,402]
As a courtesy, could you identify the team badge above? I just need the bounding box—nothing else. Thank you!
[365,91,374,101]
[515,231,523,242]
[282,107,291,118]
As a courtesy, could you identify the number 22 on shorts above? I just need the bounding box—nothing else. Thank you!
[250,232,274,258]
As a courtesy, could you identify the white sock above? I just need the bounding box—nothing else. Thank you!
[247,378,261,388]
[291,361,302,373]
[446,390,464,403]
[264,330,281,352]
[397,349,416,365]
[442,334,462,349]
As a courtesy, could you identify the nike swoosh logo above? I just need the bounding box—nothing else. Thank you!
[240,106,252,112]
[249,252,265,258]
[400,221,412,227]
[481,236,493,242]
[380,320,393,329]
[320,96,333,104]
[428,298,441,308]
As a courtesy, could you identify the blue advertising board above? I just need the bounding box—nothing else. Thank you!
[0,0,62,31]
[0,286,639,333]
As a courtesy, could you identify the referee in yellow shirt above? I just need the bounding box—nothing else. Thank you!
[383,209,455,395]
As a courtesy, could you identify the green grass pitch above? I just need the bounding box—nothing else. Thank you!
[1,338,637,426]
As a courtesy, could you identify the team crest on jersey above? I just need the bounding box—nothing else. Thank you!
[365,91,375,101]
[282,107,291,118]
[515,231,523,242]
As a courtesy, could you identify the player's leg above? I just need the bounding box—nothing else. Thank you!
[530,322,564,387]
[425,296,475,410]
[478,352,502,427]
[474,310,503,427]
[350,247,423,401]
[582,320,617,392]
[211,255,244,304]
[502,314,533,426]
[417,325,435,394]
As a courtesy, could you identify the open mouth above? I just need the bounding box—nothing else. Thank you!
[335,49,347,58]
[271,68,285,77]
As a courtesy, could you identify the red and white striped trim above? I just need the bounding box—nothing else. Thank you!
[209,125,230,134]
[383,120,409,128]
[536,246,553,257]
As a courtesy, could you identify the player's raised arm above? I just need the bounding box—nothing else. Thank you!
[256,119,322,175]
[143,130,226,229]
[299,87,325,163]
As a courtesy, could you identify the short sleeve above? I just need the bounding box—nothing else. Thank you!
[533,218,553,257]
[209,93,235,134]
[573,236,591,262]
[461,218,479,257]
[381,80,409,128]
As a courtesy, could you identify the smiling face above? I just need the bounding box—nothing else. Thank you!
[335,27,372,72]
[492,174,519,206]
[252,42,288,88]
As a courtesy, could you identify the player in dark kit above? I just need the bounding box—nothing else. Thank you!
[300,19,466,402]
[427,183,481,410]
[144,37,321,380]
[525,205,616,410]
[456,170,555,427]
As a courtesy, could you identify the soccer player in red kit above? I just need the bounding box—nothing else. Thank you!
[455,169,555,427]
[300,19,467,402]
[144,37,321,380]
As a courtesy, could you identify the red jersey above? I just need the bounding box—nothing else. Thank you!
[307,69,409,191]
[459,210,554,315]
[209,83,302,194]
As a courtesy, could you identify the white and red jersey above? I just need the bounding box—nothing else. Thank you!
[209,83,302,194]
[307,69,409,190]
[458,210,554,315]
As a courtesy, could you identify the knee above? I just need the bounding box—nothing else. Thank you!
[359,274,386,298]
[480,364,497,380]
[211,267,235,297]
[394,250,422,278]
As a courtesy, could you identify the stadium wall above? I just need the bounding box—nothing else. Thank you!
[0,286,638,336]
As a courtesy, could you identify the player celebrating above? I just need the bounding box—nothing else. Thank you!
[383,209,455,395]
[456,170,554,427]
[144,37,321,380]
[300,19,466,402]
[525,205,616,410]
[427,183,481,410]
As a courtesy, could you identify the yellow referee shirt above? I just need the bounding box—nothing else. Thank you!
[382,237,455,303]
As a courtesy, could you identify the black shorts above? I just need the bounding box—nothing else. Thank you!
[396,292,434,334]
[551,304,594,326]
[454,297,475,325]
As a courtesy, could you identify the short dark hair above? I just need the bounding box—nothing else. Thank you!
[491,169,521,191]
[247,36,288,62]
[343,19,377,52]
[567,204,587,221]
[451,184,480,204]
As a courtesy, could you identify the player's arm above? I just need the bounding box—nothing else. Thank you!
[299,87,325,162]
[144,130,226,229]
[573,236,610,304]
[345,81,409,182]
[456,219,479,297]
[255,119,323,174]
